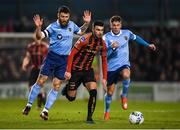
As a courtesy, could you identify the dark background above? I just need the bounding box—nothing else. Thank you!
[0,0,179,82]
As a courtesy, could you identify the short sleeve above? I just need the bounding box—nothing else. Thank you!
[73,22,81,34]
[74,36,86,50]
[128,30,136,40]
[42,24,53,38]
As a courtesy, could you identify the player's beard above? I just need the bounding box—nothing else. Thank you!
[60,20,69,28]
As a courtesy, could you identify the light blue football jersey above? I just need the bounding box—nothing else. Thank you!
[104,30,136,71]
[43,20,81,55]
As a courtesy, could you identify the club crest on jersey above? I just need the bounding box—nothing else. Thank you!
[124,36,128,40]
[57,34,63,40]
[68,28,72,32]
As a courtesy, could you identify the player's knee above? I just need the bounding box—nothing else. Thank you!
[37,79,45,86]
[37,76,47,86]
[122,71,130,79]
[53,81,61,91]
[122,73,130,80]
[107,91,113,96]
[89,89,97,97]
[66,94,76,102]
[122,69,130,79]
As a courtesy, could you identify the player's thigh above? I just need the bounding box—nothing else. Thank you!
[40,55,54,78]
[54,55,68,80]
[67,72,82,97]
[107,70,119,87]
[85,82,97,91]
[83,68,96,89]
[67,81,80,97]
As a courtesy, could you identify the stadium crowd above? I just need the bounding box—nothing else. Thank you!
[0,26,179,82]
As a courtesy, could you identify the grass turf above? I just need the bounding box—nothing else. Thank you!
[0,99,180,129]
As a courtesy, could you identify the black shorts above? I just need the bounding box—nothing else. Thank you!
[68,68,96,90]
[29,68,40,86]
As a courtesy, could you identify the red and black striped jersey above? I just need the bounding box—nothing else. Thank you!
[27,41,48,69]
[66,33,107,80]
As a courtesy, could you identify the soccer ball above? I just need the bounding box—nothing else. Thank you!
[129,111,144,124]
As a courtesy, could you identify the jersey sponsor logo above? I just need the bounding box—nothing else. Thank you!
[124,36,128,40]
[80,36,86,42]
[57,34,63,40]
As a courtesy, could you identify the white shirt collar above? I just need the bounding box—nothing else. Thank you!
[111,30,122,36]
[56,20,60,25]
[56,20,69,27]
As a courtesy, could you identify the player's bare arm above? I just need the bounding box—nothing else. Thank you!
[33,14,43,40]
[102,79,107,92]
[79,10,91,35]
[101,49,108,91]
[22,52,31,71]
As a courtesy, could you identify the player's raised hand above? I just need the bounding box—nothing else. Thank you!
[33,14,43,28]
[64,71,71,80]
[148,44,156,51]
[83,10,91,23]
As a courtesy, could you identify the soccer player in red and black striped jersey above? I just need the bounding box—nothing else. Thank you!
[62,20,107,124]
[22,36,48,109]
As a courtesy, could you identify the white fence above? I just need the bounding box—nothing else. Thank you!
[0,82,179,102]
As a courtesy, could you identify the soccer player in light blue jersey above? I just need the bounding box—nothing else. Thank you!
[103,15,156,121]
[22,5,91,120]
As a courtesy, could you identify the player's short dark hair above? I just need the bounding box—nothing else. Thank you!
[110,15,122,23]
[58,5,70,14]
[93,20,104,28]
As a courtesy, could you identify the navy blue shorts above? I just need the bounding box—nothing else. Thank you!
[40,51,68,80]
[107,65,130,87]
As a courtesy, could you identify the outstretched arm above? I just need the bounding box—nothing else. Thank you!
[33,14,44,40]
[101,42,108,91]
[101,54,107,91]
[135,35,156,51]
[79,10,91,35]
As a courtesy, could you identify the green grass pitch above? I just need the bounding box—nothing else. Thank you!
[0,99,180,129]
